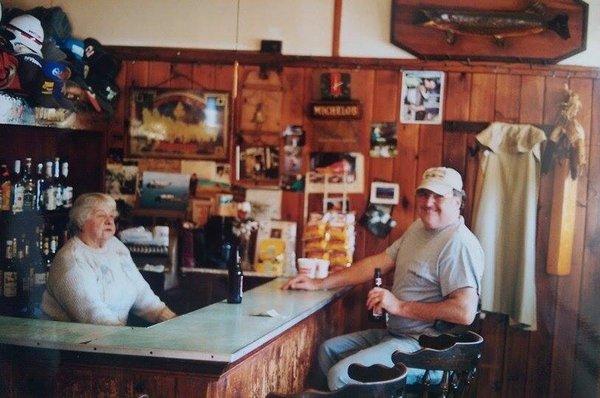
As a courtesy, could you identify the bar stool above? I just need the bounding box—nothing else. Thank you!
[267,362,408,398]
[391,331,483,398]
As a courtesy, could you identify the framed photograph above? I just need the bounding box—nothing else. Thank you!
[139,171,190,211]
[308,152,364,194]
[369,122,397,158]
[129,88,229,159]
[370,182,400,205]
[400,70,445,124]
[237,145,280,182]
[105,162,139,206]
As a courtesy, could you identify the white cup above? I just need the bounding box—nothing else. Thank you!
[297,258,317,279]
[314,259,330,279]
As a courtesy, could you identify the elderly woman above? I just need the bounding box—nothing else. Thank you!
[41,193,176,326]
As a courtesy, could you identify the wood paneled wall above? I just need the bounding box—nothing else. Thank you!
[107,51,600,397]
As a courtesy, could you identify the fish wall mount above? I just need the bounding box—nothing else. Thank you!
[391,0,588,64]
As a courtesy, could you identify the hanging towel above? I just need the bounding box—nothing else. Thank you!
[472,122,546,330]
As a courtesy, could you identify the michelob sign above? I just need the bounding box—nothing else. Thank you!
[309,101,362,120]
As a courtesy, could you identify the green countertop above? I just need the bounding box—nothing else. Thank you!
[0,278,346,363]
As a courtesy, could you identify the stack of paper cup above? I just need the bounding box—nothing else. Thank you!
[297,258,330,279]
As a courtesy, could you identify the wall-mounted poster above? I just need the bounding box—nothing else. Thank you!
[129,89,229,159]
[400,70,445,124]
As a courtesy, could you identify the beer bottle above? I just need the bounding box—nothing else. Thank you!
[3,240,18,315]
[369,268,385,322]
[227,244,243,304]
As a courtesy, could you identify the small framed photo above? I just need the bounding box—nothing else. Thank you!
[370,182,400,205]
[400,70,445,124]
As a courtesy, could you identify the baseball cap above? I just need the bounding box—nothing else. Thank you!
[416,167,463,196]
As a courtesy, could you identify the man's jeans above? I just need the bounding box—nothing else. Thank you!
[319,328,442,391]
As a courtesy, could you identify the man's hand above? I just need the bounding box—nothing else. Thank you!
[282,275,323,291]
[366,287,404,316]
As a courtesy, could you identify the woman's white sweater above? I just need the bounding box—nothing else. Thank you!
[41,236,168,326]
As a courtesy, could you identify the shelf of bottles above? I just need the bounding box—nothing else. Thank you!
[0,156,73,318]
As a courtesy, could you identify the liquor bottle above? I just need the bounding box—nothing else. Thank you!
[16,238,31,316]
[43,161,57,211]
[369,268,385,322]
[60,161,73,208]
[42,237,53,273]
[226,243,243,304]
[10,160,23,213]
[53,158,63,208]
[0,163,10,211]
[31,241,47,317]
[21,158,36,211]
[3,240,18,316]
[35,162,44,210]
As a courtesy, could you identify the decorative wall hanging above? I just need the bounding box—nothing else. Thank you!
[391,0,588,64]
[129,88,229,160]
[400,70,445,124]
[240,70,284,133]
[310,72,362,120]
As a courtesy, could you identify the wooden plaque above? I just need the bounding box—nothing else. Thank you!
[391,0,588,64]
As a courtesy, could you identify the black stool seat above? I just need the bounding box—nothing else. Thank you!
[391,331,484,397]
[267,362,408,398]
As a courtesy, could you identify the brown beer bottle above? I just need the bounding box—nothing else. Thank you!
[369,268,385,322]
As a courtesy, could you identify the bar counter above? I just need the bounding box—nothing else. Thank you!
[0,278,366,397]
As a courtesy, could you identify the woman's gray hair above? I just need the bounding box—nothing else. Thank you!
[453,189,467,210]
[68,193,117,233]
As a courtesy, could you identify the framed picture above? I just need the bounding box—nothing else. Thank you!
[139,171,190,211]
[370,182,400,205]
[400,70,445,124]
[237,145,280,182]
[369,122,397,158]
[129,88,229,159]
[105,162,139,206]
[308,152,364,194]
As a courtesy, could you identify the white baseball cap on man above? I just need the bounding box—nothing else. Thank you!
[416,167,463,196]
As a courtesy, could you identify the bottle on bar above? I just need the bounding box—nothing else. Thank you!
[226,243,243,304]
[369,267,385,322]
[43,161,57,211]
[3,240,18,316]
[11,160,23,213]
[0,163,10,211]
[60,161,73,208]
[21,158,36,211]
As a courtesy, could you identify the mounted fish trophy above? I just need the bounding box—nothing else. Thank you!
[391,0,588,64]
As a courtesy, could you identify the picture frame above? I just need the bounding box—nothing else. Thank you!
[400,70,445,124]
[129,88,229,159]
[105,161,139,206]
[139,171,190,211]
[308,152,364,194]
[370,182,400,205]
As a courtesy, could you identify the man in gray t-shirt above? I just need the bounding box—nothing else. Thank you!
[284,167,484,391]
